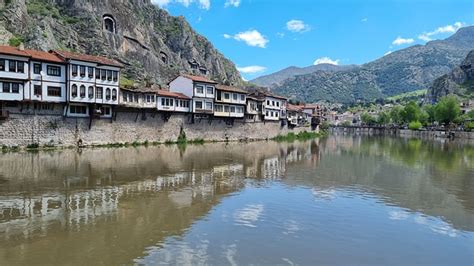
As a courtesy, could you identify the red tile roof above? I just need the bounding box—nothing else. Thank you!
[157,90,190,100]
[0,45,31,58]
[287,104,303,112]
[52,50,123,68]
[24,49,64,63]
[216,84,248,94]
[181,74,217,84]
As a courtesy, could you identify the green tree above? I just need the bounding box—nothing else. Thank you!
[390,106,404,125]
[361,112,376,126]
[434,96,461,126]
[401,101,421,123]
[376,111,390,126]
[423,104,436,125]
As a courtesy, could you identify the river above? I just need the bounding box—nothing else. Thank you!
[0,136,473,265]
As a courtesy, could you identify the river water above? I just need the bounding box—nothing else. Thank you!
[0,136,473,265]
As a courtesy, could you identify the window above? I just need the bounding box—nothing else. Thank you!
[123,92,128,102]
[272,100,275,106]
[95,68,100,79]
[105,88,111,100]
[215,105,223,112]
[9,60,16,72]
[96,87,103,99]
[240,94,245,101]
[72,65,78,76]
[224,93,230,100]
[80,85,86,98]
[233,94,237,101]
[34,85,42,96]
[134,94,139,103]
[17,62,24,73]
[195,101,203,109]
[47,65,61,76]
[112,89,117,101]
[237,107,244,113]
[2,82,10,93]
[224,105,230,112]
[196,85,204,94]
[71,84,78,98]
[80,66,86,77]
[101,70,106,81]
[88,86,94,99]
[33,63,41,74]
[266,111,269,117]
[0,60,4,71]
[206,86,214,95]
[267,100,270,105]
[107,70,112,81]
[112,71,118,82]
[276,101,280,107]
[70,105,87,114]
[101,106,111,116]
[205,102,213,110]
[88,67,94,78]
[47,86,62,97]
[230,106,236,113]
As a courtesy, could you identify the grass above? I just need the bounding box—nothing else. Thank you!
[386,89,427,102]
[273,130,326,142]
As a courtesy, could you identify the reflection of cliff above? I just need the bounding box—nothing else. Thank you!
[282,136,474,232]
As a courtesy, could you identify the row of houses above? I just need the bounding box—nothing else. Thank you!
[0,45,323,125]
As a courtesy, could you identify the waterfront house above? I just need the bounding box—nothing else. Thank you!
[120,87,158,110]
[287,104,307,127]
[0,46,30,117]
[214,84,246,118]
[157,89,191,113]
[53,50,123,118]
[169,74,217,117]
[246,95,263,122]
[250,91,287,122]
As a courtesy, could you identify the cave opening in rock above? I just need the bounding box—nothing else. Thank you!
[103,15,116,33]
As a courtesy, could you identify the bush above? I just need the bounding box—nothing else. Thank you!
[8,36,24,47]
[408,121,422,130]
[465,121,474,132]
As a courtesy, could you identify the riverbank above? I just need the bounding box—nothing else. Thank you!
[330,126,474,140]
[0,112,316,151]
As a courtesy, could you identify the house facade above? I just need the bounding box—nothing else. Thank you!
[120,88,157,110]
[214,84,246,118]
[53,50,123,118]
[245,96,263,122]
[0,46,30,109]
[169,74,217,117]
[157,90,191,113]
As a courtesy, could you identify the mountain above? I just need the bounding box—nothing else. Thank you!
[271,26,474,103]
[426,50,474,103]
[250,64,357,88]
[0,0,243,86]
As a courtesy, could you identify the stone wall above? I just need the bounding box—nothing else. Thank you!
[0,111,312,147]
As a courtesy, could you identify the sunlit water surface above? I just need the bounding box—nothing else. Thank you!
[0,136,473,265]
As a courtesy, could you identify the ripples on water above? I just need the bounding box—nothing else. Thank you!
[0,136,473,265]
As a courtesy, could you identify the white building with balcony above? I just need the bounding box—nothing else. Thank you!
[169,74,217,117]
[214,84,246,118]
[53,50,123,118]
[157,90,191,113]
[0,46,30,105]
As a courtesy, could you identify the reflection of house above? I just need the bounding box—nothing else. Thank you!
[214,84,246,118]
[169,74,217,117]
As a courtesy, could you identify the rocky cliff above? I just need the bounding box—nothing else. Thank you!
[426,50,474,103]
[271,26,474,103]
[0,0,243,86]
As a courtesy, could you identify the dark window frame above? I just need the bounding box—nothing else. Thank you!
[33,63,42,75]
[47,65,61,77]
[47,86,62,97]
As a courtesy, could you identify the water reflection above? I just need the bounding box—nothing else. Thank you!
[0,136,472,265]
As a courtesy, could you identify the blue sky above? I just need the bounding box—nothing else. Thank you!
[153,0,474,80]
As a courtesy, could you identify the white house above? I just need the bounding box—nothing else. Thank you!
[25,49,67,103]
[214,84,246,118]
[53,50,123,118]
[120,88,157,109]
[169,74,217,116]
[260,92,287,121]
[157,90,190,113]
[0,46,30,105]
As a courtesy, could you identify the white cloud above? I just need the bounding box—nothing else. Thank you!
[418,22,464,42]
[151,0,210,10]
[224,0,240,8]
[384,51,392,56]
[361,18,368,22]
[286,19,311,33]
[392,36,414,46]
[313,57,340,65]
[225,30,269,48]
[237,65,267,74]
[276,32,285,38]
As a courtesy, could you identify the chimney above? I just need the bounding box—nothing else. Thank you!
[18,43,25,51]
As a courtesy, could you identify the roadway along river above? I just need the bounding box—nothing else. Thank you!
[0,136,473,265]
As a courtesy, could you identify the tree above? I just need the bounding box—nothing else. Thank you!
[376,111,390,126]
[434,96,461,126]
[423,104,436,125]
[361,112,376,125]
[390,106,404,125]
[401,101,421,123]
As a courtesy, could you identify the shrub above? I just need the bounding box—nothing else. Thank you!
[408,121,422,130]
[8,36,24,47]
[465,121,474,132]
[26,143,40,149]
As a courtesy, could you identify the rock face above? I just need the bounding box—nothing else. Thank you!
[271,26,474,103]
[0,0,243,85]
[426,50,474,103]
